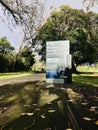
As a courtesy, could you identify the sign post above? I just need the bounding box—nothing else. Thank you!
[46,40,72,84]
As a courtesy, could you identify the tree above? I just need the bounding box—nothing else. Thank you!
[0,0,45,72]
[0,37,14,55]
[0,0,45,49]
[15,46,35,71]
[37,5,97,72]
[0,39,35,72]
[66,27,96,66]
[0,37,15,72]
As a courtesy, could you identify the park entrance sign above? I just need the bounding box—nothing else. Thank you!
[46,40,72,84]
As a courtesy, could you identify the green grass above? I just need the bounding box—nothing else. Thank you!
[77,65,98,73]
[73,74,98,87]
[73,66,98,87]
[71,66,98,129]
[0,72,33,79]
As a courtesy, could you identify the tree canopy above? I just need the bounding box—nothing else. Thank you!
[0,0,44,72]
[0,37,14,54]
[37,5,98,69]
[0,0,98,72]
[0,36,35,72]
[0,0,45,48]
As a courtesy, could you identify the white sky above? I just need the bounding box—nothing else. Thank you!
[45,0,84,17]
[45,0,98,16]
[0,0,98,48]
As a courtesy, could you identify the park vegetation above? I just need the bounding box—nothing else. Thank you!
[0,37,35,72]
[0,0,98,73]
[37,5,98,72]
[0,0,44,72]
[0,1,98,129]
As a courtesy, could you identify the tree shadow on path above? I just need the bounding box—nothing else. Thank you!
[0,80,70,130]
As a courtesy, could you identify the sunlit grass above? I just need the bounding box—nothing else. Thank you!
[73,66,98,87]
[77,65,98,72]
[0,72,33,79]
[73,75,98,86]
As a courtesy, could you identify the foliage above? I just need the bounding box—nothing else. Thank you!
[0,0,45,50]
[66,27,97,66]
[0,37,14,55]
[0,37,35,72]
[0,37,15,72]
[0,1,45,73]
[0,54,8,72]
[37,5,98,68]
[15,46,35,71]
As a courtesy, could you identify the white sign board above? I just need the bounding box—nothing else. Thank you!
[46,40,72,84]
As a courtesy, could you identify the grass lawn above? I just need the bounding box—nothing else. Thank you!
[0,66,98,130]
[0,72,33,80]
[71,66,98,130]
[73,66,98,87]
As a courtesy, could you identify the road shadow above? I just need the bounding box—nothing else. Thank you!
[65,82,98,130]
[0,81,72,130]
[0,79,98,130]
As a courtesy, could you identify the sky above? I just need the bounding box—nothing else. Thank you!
[0,18,18,48]
[45,0,83,17]
[45,0,98,17]
[0,0,98,49]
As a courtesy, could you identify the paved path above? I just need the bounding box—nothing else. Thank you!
[0,73,45,87]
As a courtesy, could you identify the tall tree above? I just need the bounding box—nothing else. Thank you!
[0,0,45,49]
[37,5,98,71]
[0,0,45,71]
[0,37,15,72]
[0,37,14,55]
[15,46,35,71]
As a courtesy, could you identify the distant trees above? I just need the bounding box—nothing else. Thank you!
[0,37,15,72]
[0,0,44,70]
[37,5,98,71]
[0,37,14,54]
[0,37,35,72]
[15,46,35,71]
